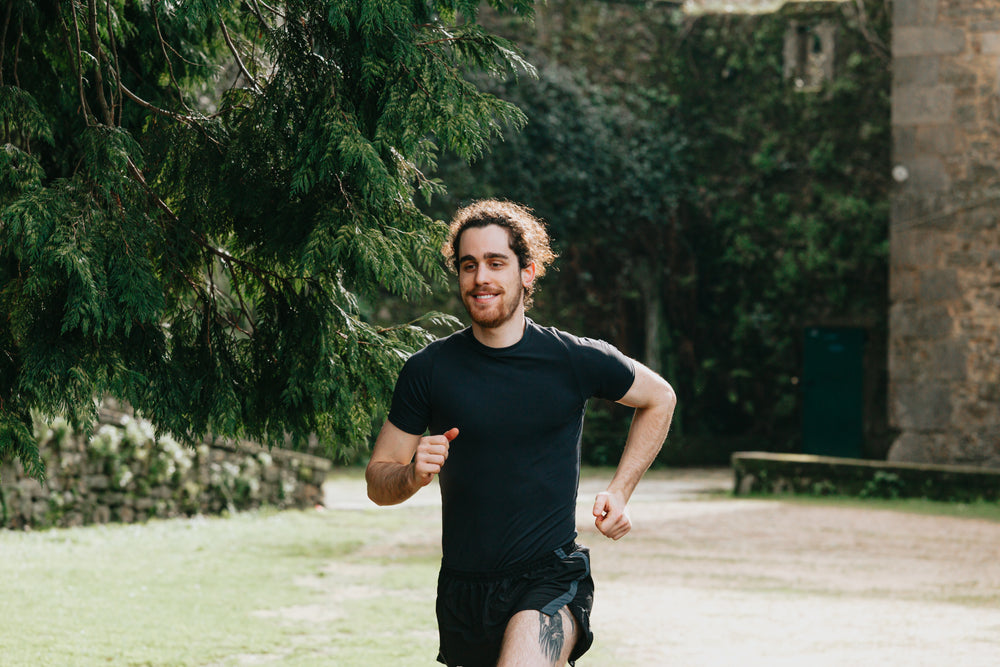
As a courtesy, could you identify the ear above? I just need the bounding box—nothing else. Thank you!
[521,261,536,289]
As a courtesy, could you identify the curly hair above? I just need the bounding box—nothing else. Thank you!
[443,199,557,309]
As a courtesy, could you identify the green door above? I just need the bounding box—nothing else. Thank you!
[802,327,864,458]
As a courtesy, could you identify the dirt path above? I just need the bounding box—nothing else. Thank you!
[326,469,1000,666]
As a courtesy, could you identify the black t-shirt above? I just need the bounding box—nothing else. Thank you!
[388,319,635,572]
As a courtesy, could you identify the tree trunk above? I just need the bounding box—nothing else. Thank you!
[637,264,662,374]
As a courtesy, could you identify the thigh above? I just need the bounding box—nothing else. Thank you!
[498,606,578,667]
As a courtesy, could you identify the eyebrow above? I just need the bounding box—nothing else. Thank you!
[459,252,510,263]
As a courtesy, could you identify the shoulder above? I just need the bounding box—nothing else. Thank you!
[528,321,624,359]
[401,328,471,372]
[527,321,636,400]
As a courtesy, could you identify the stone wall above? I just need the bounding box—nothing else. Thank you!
[889,0,1000,465]
[0,406,331,529]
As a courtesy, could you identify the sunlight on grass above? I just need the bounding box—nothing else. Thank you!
[6,468,998,666]
[0,506,442,666]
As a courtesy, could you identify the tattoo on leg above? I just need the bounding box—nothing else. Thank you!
[538,610,565,664]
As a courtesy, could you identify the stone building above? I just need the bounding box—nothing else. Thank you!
[888,0,1000,465]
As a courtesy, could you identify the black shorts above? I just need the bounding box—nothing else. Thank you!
[435,543,595,667]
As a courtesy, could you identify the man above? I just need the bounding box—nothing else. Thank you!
[366,199,676,666]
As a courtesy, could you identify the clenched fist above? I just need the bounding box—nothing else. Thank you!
[413,427,459,486]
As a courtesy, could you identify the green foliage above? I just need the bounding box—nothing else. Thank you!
[860,470,904,499]
[0,1,535,476]
[663,2,891,449]
[435,0,891,461]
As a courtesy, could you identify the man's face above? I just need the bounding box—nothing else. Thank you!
[456,225,534,330]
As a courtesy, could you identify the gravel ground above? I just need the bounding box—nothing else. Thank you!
[327,468,1000,666]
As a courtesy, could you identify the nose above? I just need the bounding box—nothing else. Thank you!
[475,263,491,285]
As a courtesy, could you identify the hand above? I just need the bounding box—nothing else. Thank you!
[412,427,458,487]
[593,490,632,540]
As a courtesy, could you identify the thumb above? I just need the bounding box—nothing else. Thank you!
[593,492,609,518]
[443,427,460,441]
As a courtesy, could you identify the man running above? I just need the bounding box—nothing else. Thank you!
[366,199,676,666]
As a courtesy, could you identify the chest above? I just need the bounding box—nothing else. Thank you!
[429,352,584,438]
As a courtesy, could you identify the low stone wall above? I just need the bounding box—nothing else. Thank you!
[732,451,1000,502]
[0,408,331,530]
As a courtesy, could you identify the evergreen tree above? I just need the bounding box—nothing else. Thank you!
[0,0,534,478]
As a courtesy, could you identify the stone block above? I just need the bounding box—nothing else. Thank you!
[892,85,955,125]
[93,505,111,524]
[938,62,978,89]
[104,492,125,505]
[893,27,966,57]
[920,268,961,302]
[17,478,44,497]
[894,0,939,28]
[955,103,978,124]
[893,382,953,430]
[915,124,960,155]
[31,500,50,524]
[981,31,1000,52]
[889,270,920,302]
[891,192,942,230]
[890,228,942,269]
[85,475,110,490]
[893,125,919,162]
[927,338,968,380]
[887,432,950,463]
[894,55,942,87]
[888,339,912,380]
[904,156,953,193]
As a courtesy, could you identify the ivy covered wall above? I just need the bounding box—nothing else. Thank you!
[433,0,893,463]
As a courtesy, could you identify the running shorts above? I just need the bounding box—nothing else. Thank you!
[435,542,595,667]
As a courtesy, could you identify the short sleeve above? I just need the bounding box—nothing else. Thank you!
[387,349,433,436]
[572,336,636,402]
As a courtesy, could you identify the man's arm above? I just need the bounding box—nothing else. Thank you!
[593,362,676,540]
[365,420,458,506]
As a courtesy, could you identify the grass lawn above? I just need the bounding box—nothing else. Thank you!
[4,467,1000,666]
[0,501,443,666]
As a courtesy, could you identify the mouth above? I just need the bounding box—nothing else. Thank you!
[471,292,499,303]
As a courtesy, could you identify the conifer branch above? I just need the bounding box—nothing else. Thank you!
[222,261,258,334]
[242,0,271,32]
[65,0,95,125]
[112,74,203,125]
[106,0,122,123]
[0,2,11,87]
[124,152,291,299]
[87,0,114,125]
[220,19,262,93]
[251,0,285,20]
[398,61,434,99]
[152,1,196,116]
[12,14,22,87]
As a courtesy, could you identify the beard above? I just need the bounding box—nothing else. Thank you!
[463,285,524,329]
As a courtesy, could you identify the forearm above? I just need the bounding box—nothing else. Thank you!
[608,391,676,501]
[366,460,420,506]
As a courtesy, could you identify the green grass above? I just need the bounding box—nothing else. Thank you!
[6,469,1000,666]
[747,492,1000,522]
[0,506,442,666]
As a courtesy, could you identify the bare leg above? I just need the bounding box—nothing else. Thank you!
[497,606,578,667]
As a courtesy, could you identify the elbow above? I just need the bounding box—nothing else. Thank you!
[364,461,401,506]
[364,463,383,505]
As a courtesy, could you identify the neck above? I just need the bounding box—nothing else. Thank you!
[471,310,527,348]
